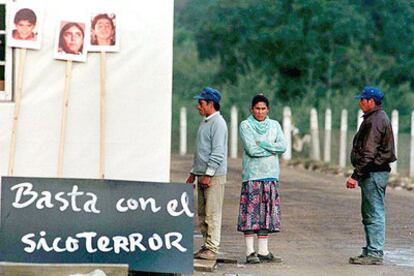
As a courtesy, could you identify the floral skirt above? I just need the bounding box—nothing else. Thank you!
[237,180,280,233]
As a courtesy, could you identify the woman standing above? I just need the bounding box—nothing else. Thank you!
[237,94,287,264]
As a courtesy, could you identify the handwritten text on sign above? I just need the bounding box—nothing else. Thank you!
[0,177,194,274]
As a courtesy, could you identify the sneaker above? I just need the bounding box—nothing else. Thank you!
[198,248,218,260]
[246,252,260,264]
[257,252,283,263]
[349,254,383,265]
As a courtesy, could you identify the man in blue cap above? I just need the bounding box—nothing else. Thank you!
[347,86,396,265]
[186,87,228,260]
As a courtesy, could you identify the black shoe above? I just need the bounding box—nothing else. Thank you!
[349,254,383,265]
[257,252,283,263]
[246,252,260,264]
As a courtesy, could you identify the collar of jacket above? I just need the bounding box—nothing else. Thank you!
[363,105,382,119]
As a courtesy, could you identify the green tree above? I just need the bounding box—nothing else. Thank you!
[174,0,414,136]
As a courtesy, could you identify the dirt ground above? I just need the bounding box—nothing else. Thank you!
[171,155,414,276]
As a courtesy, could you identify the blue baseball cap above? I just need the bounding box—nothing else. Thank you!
[354,86,384,102]
[194,87,221,104]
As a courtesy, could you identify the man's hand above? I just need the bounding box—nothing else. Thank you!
[346,177,358,189]
[186,174,195,184]
[198,175,212,188]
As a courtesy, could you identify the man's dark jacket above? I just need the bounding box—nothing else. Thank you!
[350,106,396,181]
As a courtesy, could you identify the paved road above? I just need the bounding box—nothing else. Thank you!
[171,155,414,276]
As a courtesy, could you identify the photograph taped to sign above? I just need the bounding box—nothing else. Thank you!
[88,12,120,52]
[54,20,90,62]
[0,177,194,274]
[7,3,43,49]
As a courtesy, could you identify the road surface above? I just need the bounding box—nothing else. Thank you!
[171,155,414,276]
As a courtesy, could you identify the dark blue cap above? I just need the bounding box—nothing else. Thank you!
[194,87,221,103]
[354,86,384,102]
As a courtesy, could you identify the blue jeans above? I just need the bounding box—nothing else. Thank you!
[360,171,389,257]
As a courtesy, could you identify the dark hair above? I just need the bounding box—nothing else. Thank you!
[213,102,220,111]
[92,14,115,29]
[58,22,84,54]
[373,99,382,106]
[14,8,36,25]
[251,94,269,108]
[365,97,382,106]
[205,100,220,111]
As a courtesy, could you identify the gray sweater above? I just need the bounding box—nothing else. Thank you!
[191,112,228,176]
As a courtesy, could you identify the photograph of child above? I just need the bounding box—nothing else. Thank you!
[7,5,42,49]
[54,20,89,62]
[89,13,119,52]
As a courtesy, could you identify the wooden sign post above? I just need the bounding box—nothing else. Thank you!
[7,48,27,176]
[99,52,106,179]
[57,60,73,177]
